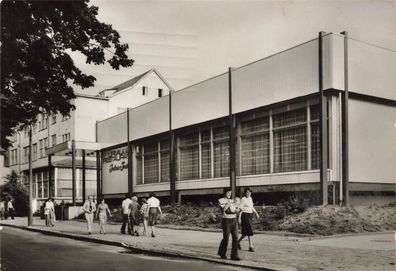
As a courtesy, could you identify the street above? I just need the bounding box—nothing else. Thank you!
[0,227,244,271]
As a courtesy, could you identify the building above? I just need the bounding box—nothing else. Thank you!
[96,32,396,206]
[7,69,172,205]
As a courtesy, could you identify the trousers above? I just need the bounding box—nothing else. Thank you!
[120,214,131,234]
[85,213,94,233]
[218,218,239,258]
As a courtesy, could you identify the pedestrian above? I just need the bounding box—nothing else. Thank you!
[129,196,140,236]
[217,188,240,261]
[147,192,162,237]
[0,200,5,220]
[140,198,149,236]
[238,188,260,252]
[45,198,55,227]
[96,198,112,234]
[82,195,96,235]
[7,199,15,219]
[120,193,132,234]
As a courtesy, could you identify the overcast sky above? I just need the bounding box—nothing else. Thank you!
[74,0,396,95]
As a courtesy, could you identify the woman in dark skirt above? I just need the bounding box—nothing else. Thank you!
[147,192,162,237]
[238,188,259,252]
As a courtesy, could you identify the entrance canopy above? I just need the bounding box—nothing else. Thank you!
[46,141,101,156]
[46,141,102,205]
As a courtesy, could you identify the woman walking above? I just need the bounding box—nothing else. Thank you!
[147,192,162,237]
[44,198,55,227]
[238,188,260,252]
[96,198,112,234]
[140,198,149,236]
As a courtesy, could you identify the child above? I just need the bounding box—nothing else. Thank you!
[140,198,149,236]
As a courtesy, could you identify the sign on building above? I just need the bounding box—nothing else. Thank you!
[102,146,128,194]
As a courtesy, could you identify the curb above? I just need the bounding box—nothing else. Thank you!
[1,223,295,271]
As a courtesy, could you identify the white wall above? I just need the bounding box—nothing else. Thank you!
[232,39,319,114]
[108,71,170,116]
[97,112,128,145]
[349,38,396,100]
[129,96,170,141]
[349,99,396,184]
[74,96,109,142]
[172,73,229,129]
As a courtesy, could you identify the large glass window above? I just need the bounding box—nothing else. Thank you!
[241,117,270,175]
[273,108,307,172]
[136,147,143,185]
[213,126,229,178]
[160,140,170,182]
[143,143,159,184]
[179,133,199,180]
[57,168,72,197]
[310,105,320,169]
[201,130,211,179]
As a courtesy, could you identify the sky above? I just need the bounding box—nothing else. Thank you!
[73,0,396,95]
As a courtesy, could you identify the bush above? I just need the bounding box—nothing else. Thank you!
[1,171,29,216]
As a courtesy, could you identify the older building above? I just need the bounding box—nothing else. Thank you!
[96,33,396,205]
[7,69,172,205]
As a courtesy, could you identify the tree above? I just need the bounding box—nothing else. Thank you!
[1,171,29,216]
[1,0,134,149]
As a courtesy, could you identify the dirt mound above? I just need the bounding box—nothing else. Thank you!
[108,202,396,236]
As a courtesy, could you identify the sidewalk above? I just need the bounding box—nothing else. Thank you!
[1,217,395,271]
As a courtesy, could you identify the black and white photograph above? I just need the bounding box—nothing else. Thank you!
[1,1,395,270]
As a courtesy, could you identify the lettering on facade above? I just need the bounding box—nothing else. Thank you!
[102,147,128,173]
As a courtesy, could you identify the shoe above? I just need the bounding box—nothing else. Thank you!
[231,256,241,261]
[249,247,255,252]
[135,231,139,236]
[218,254,227,260]
[151,233,155,238]
[121,231,125,234]
[237,243,242,250]
[88,232,91,235]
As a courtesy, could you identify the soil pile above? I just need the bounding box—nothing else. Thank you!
[108,202,396,235]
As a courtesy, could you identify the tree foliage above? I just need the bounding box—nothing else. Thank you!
[1,171,29,216]
[1,0,134,149]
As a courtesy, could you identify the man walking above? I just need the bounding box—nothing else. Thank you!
[82,196,96,235]
[217,188,240,261]
[121,193,132,234]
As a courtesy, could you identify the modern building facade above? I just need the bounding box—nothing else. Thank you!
[7,69,172,205]
[96,33,396,205]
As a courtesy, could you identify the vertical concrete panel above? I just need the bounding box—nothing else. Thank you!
[97,112,128,144]
[129,96,170,140]
[172,74,229,130]
[232,39,319,114]
[349,39,396,100]
[349,99,396,183]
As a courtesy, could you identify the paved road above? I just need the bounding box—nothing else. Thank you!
[0,227,244,271]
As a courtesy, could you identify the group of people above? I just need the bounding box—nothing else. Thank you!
[73,188,259,262]
[120,192,162,237]
[82,192,162,236]
[0,199,15,220]
[218,187,259,261]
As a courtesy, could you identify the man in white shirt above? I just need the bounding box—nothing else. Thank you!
[121,194,132,234]
[82,196,96,234]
